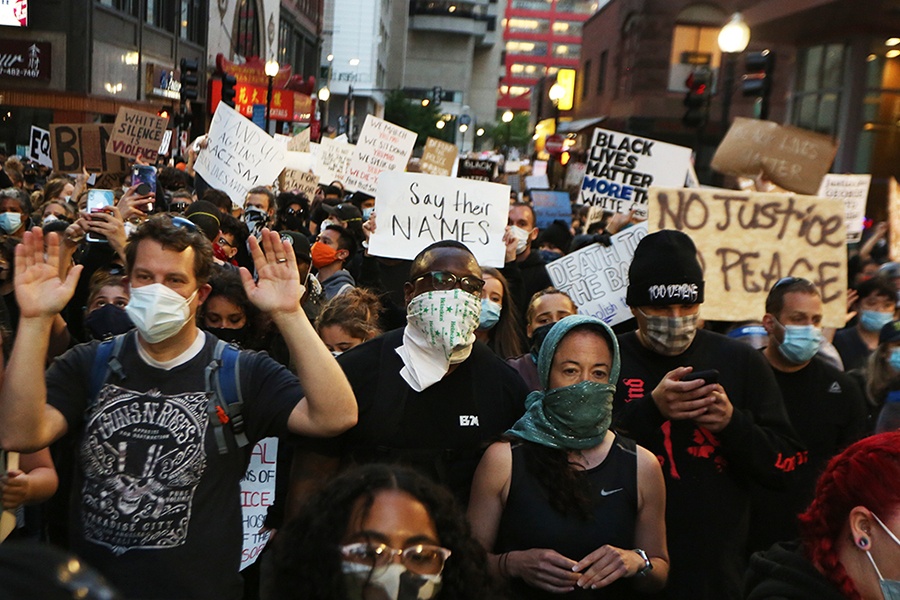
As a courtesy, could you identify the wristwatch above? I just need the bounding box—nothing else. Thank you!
[633,548,653,577]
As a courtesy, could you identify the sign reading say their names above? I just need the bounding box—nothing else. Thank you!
[29,125,53,168]
[647,187,847,327]
[817,174,871,244]
[368,171,510,268]
[108,107,169,161]
[344,115,416,194]
[581,128,692,218]
[420,137,458,176]
[194,103,287,206]
[547,222,648,326]
[240,438,277,570]
[49,124,130,173]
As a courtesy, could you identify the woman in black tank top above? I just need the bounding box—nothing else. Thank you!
[468,315,669,598]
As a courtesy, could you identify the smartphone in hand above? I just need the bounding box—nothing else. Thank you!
[86,189,115,243]
[681,369,720,384]
[132,165,157,213]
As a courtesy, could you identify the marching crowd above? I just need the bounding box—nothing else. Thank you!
[0,149,898,600]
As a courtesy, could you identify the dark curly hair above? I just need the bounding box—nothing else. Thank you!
[270,464,497,600]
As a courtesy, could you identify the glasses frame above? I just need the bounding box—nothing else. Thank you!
[339,542,452,576]
[413,271,485,296]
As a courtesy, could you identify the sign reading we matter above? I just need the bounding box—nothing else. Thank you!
[368,171,510,268]
[344,115,416,194]
[647,187,847,327]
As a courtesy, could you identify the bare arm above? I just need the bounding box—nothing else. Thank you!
[1,448,59,509]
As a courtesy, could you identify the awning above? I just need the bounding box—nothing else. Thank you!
[557,116,606,134]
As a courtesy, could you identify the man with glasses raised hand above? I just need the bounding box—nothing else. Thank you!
[610,230,803,600]
[289,240,529,510]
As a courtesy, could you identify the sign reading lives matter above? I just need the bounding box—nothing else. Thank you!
[108,107,169,162]
[368,171,510,268]
[240,438,278,570]
[547,223,648,326]
[647,187,847,327]
[194,103,287,207]
[580,128,692,219]
[344,115,417,194]
[49,124,129,173]
[816,174,871,244]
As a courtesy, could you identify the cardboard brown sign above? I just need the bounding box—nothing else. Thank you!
[287,128,311,152]
[711,117,837,196]
[280,169,319,200]
[49,124,129,173]
[108,107,169,161]
[419,137,457,177]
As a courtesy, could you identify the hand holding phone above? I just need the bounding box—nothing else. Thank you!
[85,190,115,243]
[681,369,720,384]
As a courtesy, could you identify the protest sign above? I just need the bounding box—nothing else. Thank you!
[158,130,173,156]
[285,151,313,172]
[420,137,458,176]
[0,450,18,542]
[344,115,417,194]
[194,103,287,206]
[525,174,550,190]
[288,128,310,152]
[817,174,871,243]
[315,137,355,186]
[240,438,277,570]
[564,162,587,187]
[546,223,648,326]
[457,158,496,181]
[29,125,52,168]
[530,189,572,229]
[890,178,900,261]
[108,107,168,161]
[532,160,548,177]
[49,124,129,173]
[580,127,692,218]
[647,187,847,327]
[711,117,837,195]
[368,171,510,267]
[281,169,319,199]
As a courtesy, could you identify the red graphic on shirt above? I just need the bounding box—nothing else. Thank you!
[622,378,645,403]
[687,427,720,459]
[660,421,680,480]
[775,450,809,472]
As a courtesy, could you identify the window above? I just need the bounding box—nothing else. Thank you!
[98,0,136,16]
[597,50,607,93]
[180,0,203,42]
[146,0,175,30]
[791,44,845,136]
[506,40,548,57]
[555,0,595,15]
[511,0,551,10]
[667,4,726,92]
[552,20,582,37]
[508,18,549,34]
[234,0,261,60]
[581,60,591,99]
[553,43,580,60]
[510,63,544,77]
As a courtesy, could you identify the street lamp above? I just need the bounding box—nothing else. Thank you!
[717,13,750,132]
[264,59,279,133]
[501,109,514,153]
[318,86,330,138]
[436,120,445,130]
[549,82,565,131]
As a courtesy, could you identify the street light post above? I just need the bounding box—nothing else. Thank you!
[501,109,513,158]
[264,59,279,133]
[317,86,330,140]
[717,13,751,133]
[548,82,565,131]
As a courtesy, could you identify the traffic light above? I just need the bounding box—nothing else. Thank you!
[432,86,442,107]
[742,49,775,119]
[221,74,237,108]
[179,58,199,104]
[682,69,711,129]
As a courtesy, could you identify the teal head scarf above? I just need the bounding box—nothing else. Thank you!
[506,315,620,450]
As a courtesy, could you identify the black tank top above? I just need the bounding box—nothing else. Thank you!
[495,434,639,599]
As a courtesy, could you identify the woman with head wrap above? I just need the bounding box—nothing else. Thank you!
[468,315,669,598]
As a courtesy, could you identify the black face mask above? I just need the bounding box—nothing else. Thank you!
[529,323,555,362]
[85,304,135,340]
[281,213,307,233]
[205,326,250,347]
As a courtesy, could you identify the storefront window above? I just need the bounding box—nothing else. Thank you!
[853,42,900,178]
[791,44,845,136]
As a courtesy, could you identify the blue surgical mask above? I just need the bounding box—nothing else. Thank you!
[865,513,900,600]
[478,299,502,330]
[362,207,374,221]
[777,321,822,364]
[889,348,900,372]
[0,212,22,234]
[860,310,895,333]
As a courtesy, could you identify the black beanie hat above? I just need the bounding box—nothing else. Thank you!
[626,230,704,307]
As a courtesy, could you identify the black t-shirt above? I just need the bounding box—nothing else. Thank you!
[613,329,802,600]
[329,328,528,504]
[46,331,302,600]
[832,326,871,372]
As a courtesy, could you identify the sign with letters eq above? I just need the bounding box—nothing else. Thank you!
[368,171,510,268]
[108,107,169,162]
[240,438,278,570]
[49,124,129,173]
[580,128,692,219]
[547,222,648,327]
[647,187,847,328]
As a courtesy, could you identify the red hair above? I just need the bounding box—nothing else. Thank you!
[798,432,900,599]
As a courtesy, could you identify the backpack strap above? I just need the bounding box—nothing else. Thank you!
[88,333,128,407]
[205,339,248,455]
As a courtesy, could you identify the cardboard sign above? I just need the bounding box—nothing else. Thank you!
[240,438,277,570]
[287,128,310,152]
[194,103,287,206]
[457,158,496,181]
[368,171,510,268]
[647,187,847,327]
[711,117,838,195]
[49,124,129,173]
[108,107,169,161]
[817,174,871,244]
[28,125,52,168]
[280,169,319,199]
[315,137,355,187]
[344,115,417,194]
[530,189,572,229]
[420,137,458,176]
[581,128,692,218]
[547,223,648,326]
[890,178,900,262]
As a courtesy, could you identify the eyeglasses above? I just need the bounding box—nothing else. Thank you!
[413,271,485,295]
[339,542,452,576]
[170,201,189,213]
[171,216,198,232]
[285,207,305,216]
[217,236,236,249]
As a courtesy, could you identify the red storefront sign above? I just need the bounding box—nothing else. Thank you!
[209,79,316,123]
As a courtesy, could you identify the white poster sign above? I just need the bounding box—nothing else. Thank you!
[344,115,416,194]
[29,125,53,168]
[817,174,871,244]
[315,137,355,187]
[368,171,510,268]
[240,438,278,570]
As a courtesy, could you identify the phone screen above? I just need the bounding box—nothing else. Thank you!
[86,189,115,243]
[132,165,157,212]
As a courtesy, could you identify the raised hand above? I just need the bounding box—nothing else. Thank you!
[240,228,305,317]
[15,228,83,319]
[116,184,154,221]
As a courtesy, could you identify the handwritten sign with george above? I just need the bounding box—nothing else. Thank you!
[49,124,129,173]
[711,118,837,195]
[315,137,355,187]
[547,223,648,326]
[194,103,287,207]
[345,115,416,194]
[368,171,510,267]
[647,187,847,327]
[108,107,169,161]
[240,438,278,570]
[581,128,692,218]
[420,137,458,176]
[817,174,871,244]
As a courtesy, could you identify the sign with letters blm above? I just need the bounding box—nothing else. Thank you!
[547,222,648,326]
[344,115,417,194]
[240,438,277,570]
[647,187,847,327]
[580,128,692,219]
[108,107,169,161]
[49,124,130,173]
[368,171,510,268]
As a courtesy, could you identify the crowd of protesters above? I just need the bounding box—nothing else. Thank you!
[0,145,898,600]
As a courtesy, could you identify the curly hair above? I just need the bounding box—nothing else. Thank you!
[315,287,382,340]
[270,464,496,600]
[198,268,270,348]
[797,431,900,600]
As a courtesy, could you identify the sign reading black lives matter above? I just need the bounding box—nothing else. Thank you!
[580,128,692,219]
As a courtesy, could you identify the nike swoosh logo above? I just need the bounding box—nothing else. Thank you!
[600,488,623,496]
